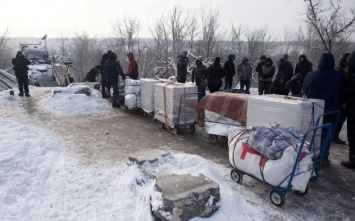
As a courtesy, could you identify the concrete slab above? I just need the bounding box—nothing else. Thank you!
[128,149,170,165]
[153,173,220,221]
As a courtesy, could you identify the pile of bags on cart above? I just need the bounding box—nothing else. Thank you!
[228,125,314,192]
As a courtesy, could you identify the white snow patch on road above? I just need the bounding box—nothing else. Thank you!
[40,86,111,116]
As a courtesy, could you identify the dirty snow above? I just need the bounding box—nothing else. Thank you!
[0,86,292,220]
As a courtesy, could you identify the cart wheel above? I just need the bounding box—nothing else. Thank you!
[189,125,195,133]
[295,186,309,196]
[269,190,286,207]
[160,123,165,129]
[208,135,218,144]
[230,169,243,183]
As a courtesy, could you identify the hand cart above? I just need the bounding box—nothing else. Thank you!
[230,111,340,207]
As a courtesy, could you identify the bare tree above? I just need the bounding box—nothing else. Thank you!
[244,27,274,64]
[304,0,355,53]
[0,28,12,69]
[56,35,70,56]
[113,16,141,54]
[69,32,103,81]
[198,8,220,58]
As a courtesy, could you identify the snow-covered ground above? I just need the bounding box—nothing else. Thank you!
[1,86,353,221]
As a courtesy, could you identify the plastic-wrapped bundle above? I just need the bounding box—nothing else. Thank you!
[125,79,140,109]
[140,78,160,113]
[154,83,197,128]
[125,94,140,110]
[205,110,244,136]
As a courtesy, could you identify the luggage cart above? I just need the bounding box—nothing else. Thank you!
[160,92,200,135]
[230,111,340,207]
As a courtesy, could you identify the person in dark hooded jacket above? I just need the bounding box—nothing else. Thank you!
[206,57,226,93]
[302,52,344,166]
[12,51,31,97]
[237,57,252,93]
[270,72,289,95]
[278,54,293,83]
[223,54,236,91]
[259,58,275,95]
[100,50,112,98]
[286,73,303,96]
[295,54,313,82]
[191,58,207,101]
[256,55,267,95]
[126,52,138,80]
[103,52,125,108]
[333,53,350,145]
[86,65,100,82]
[176,51,189,83]
[341,50,355,169]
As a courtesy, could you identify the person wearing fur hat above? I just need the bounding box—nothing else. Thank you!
[259,57,275,95]
[191,58,207,101]
[176,51,189,83]
[341,50,355,169]
[205,57,226,93]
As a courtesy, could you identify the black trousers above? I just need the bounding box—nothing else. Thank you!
[17,74,29,95]
[224,76,233,90]
[111,83,119,106]
[346,101,355,164]
[259,81,271,95]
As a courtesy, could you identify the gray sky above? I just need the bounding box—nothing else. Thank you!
[1,0,354,40]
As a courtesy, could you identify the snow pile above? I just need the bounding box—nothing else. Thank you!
[40,85,111,116]
[0,119,274,221]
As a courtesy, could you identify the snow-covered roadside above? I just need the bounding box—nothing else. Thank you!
[0,118,287,221]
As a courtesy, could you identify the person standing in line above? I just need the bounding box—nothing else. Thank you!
[237,57,252,94]
[302,52,344,166]
[278,54,293,83]
[100,50,112,98]
[333,53,350,145]
[255,55,267,95]
[125,52,139,80]
[191,58,207,101]
[12,51,31,97]
[176,51,189,83]
[259,58,275,95]
[295,54,313,83]
[206,57,226,93]
[223,54,236,91]
[103,52,125,108]
[341,50,355,169]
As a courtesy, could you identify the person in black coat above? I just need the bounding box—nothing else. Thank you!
[270,72,289,95]
[295,54,313,83]
[103,52,125,108]
[100,50,112,98]
[12,51,31,97]
[86,65,100,82]
[278,54,293,83]
[256,55,267,94]
[259,58,275,95]
[176,51,189,83]
[286,73,303,97]
[333,53,350,145]
[206,57,226,93]
[223,54,236,91]
[341,50,355,169]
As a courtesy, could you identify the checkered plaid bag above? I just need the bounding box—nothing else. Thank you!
[247,126,303,160]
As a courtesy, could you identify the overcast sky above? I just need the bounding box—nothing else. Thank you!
[1,0,354,40]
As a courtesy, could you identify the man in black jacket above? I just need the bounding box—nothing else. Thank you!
[341,50,355,169]
[295,54,313,83]
[255,55,266,95]
[12,51,31,97]
[100,50,112,98]
[206,57,226,93]
[223,54,236,91]
[103,53,125,108]
[176,51,189,83]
